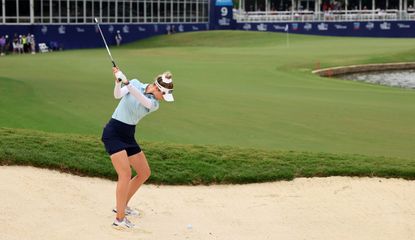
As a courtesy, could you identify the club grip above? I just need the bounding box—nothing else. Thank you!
[111,61,122,81]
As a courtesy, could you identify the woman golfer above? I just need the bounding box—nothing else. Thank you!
[101,67,174,229]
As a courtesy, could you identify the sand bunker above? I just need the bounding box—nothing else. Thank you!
[1,166,414,240]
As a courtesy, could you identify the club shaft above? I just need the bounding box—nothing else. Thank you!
[95,20,116,67]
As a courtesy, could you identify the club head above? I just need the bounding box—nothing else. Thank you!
[94,18,99,23]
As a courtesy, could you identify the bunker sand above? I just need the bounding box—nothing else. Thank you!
[1,166,414,240]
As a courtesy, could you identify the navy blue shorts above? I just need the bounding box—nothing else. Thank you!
[101,118,142,156]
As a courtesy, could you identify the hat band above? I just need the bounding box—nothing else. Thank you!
[155,81,173,95]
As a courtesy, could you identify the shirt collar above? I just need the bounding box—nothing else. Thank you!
[142,84,157,100]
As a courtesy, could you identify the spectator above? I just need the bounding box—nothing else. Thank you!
[49,41,59,51]
[30,34,36,54]
[18,35,24,54]
[115,30,122,46]
[0,36,5,56]
[271,3,276,12]
[333,0,341,10]
[322,1,329,11]
[12,34,19,54]
[22,35,29,53]
[26,34,32,53]
[5,35,10,54]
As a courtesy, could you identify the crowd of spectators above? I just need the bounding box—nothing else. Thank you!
[0,33,66,56]
[1,31,125,56]
[0,33,37,56]
[242,1,412,13]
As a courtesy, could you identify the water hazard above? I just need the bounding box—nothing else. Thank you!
[338,70,415,89]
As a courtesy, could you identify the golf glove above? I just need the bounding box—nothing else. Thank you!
[115,71,128,84]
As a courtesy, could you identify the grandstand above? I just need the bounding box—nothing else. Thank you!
[0,0,209,24]
[234,0,415,22]
[232,0,415,37]
[0,0,212,49]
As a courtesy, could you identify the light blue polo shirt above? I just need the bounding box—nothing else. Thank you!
[112,79,159,125]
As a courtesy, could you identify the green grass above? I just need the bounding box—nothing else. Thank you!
[0,31,415,183]
[2,127,415,184]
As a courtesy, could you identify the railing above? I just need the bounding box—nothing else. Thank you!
[234,9,415,22]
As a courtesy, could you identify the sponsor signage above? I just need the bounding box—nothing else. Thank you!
[397,23,410,28]
[365,22,374,30]
[243,23,252,30]
[122,25,129,33]
[257,23,267,31]
[58,25,66,34]
[334,24,347,30]
[235,21,415,38]
[318,23,328,31]
[291,23,299,31]
[304,23,312,31]
[273,24,285,30]
[380,22,391,30]
[212,0,234,29]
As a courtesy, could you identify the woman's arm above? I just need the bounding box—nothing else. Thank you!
[114,81,129,99]
[112,67,129,99]
[112,67,156,110]
[126,84,156,110]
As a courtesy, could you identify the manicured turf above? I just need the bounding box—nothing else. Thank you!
[2,128,414,184]
[0,31,414,160]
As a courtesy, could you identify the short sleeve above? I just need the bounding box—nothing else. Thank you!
[149,99,159,112]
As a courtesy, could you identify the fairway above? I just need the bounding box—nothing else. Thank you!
[1,31,414,159]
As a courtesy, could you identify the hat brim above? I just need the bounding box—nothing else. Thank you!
[163,93,174,102]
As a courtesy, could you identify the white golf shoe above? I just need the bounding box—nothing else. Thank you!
[112,206,140,216]
[112,217,135,230]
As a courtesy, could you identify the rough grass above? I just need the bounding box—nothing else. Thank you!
[1,128,414,185]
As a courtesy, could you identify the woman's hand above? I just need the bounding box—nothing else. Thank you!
[112,67,129,85]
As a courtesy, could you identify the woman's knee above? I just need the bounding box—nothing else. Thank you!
[118,168,132,181]
[143,166,151,180]
[137,165,151,180]
[129,152,151,179]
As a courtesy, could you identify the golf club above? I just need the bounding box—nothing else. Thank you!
[94,17,118,69]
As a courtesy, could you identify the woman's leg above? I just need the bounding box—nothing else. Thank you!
[110,150,131,220]
[126,151,151,205]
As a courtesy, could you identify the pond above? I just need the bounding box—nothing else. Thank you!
[337,70,415,89]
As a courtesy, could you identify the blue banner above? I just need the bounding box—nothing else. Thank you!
[2,20,415,51]
[235,21,415,38]
[210,2,235,30]
[0,23,208,50]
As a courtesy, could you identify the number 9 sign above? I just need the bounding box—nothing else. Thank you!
[221,7,228,16]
